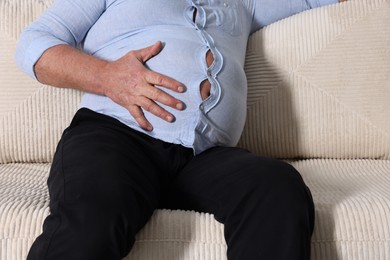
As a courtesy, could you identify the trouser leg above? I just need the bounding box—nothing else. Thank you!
[167,147,315,260]
[27,109,164,260]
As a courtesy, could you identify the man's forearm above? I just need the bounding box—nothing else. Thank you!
[34,44,108,95]
[34,42,184,131]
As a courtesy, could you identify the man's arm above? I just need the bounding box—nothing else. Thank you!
[34,42,185,131]
[16,0,184,131]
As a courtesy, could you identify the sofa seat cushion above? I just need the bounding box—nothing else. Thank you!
[1,160,389,259]
[0,163,49,260]
[293,159,390,260]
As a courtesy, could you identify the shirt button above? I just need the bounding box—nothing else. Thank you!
[207,71,212,77]
[199,104,204,111]
[223,2,229,7]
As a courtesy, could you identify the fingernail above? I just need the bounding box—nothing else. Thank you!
[178,85,186,92]
[176,102,184,110]
[146,125,153,131]
[166,115,174,122]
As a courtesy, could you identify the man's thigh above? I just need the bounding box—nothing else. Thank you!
[166,146,309,221]
[48,109,164,225]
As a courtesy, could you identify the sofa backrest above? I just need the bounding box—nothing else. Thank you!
[238,0,390,159]
[1,0,389,163]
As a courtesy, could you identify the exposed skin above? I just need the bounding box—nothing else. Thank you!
[34,0,346,131]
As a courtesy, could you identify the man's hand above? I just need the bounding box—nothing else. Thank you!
[34,42,184,131]
[102,42,185,131]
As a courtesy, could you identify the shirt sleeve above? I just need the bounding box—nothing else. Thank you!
[15,0,106,79]
[250,0,339,33]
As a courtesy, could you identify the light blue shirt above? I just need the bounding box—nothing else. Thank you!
[15,0,337,154]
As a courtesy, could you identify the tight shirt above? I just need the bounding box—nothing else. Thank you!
[16,0,336,154]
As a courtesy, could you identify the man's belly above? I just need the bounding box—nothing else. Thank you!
[82,27,248,152]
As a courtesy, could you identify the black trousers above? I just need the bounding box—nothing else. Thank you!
[27,108,315,260]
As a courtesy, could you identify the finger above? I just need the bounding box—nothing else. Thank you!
[144,70,185,93]
[135,96,175,123]
[135,41,163,63]
[128,105,153,131]
[140,83,184,111]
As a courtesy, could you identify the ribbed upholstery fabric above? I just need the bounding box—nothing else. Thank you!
[1,0,390,259]
[0,163,50,260]
[0,0,79,164]
[126,210,227,260]
[293,159,390,260]
[0,87,81,163]
[239,0,390,159]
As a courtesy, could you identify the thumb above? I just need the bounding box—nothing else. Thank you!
[135,41,163,63]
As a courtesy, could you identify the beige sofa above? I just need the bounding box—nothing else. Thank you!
[1,0,389,259]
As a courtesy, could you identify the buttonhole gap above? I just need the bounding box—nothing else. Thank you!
[193,7,197,23]
[199,50,214,100]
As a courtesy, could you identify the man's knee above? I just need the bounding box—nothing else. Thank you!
[232,158,314,222]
